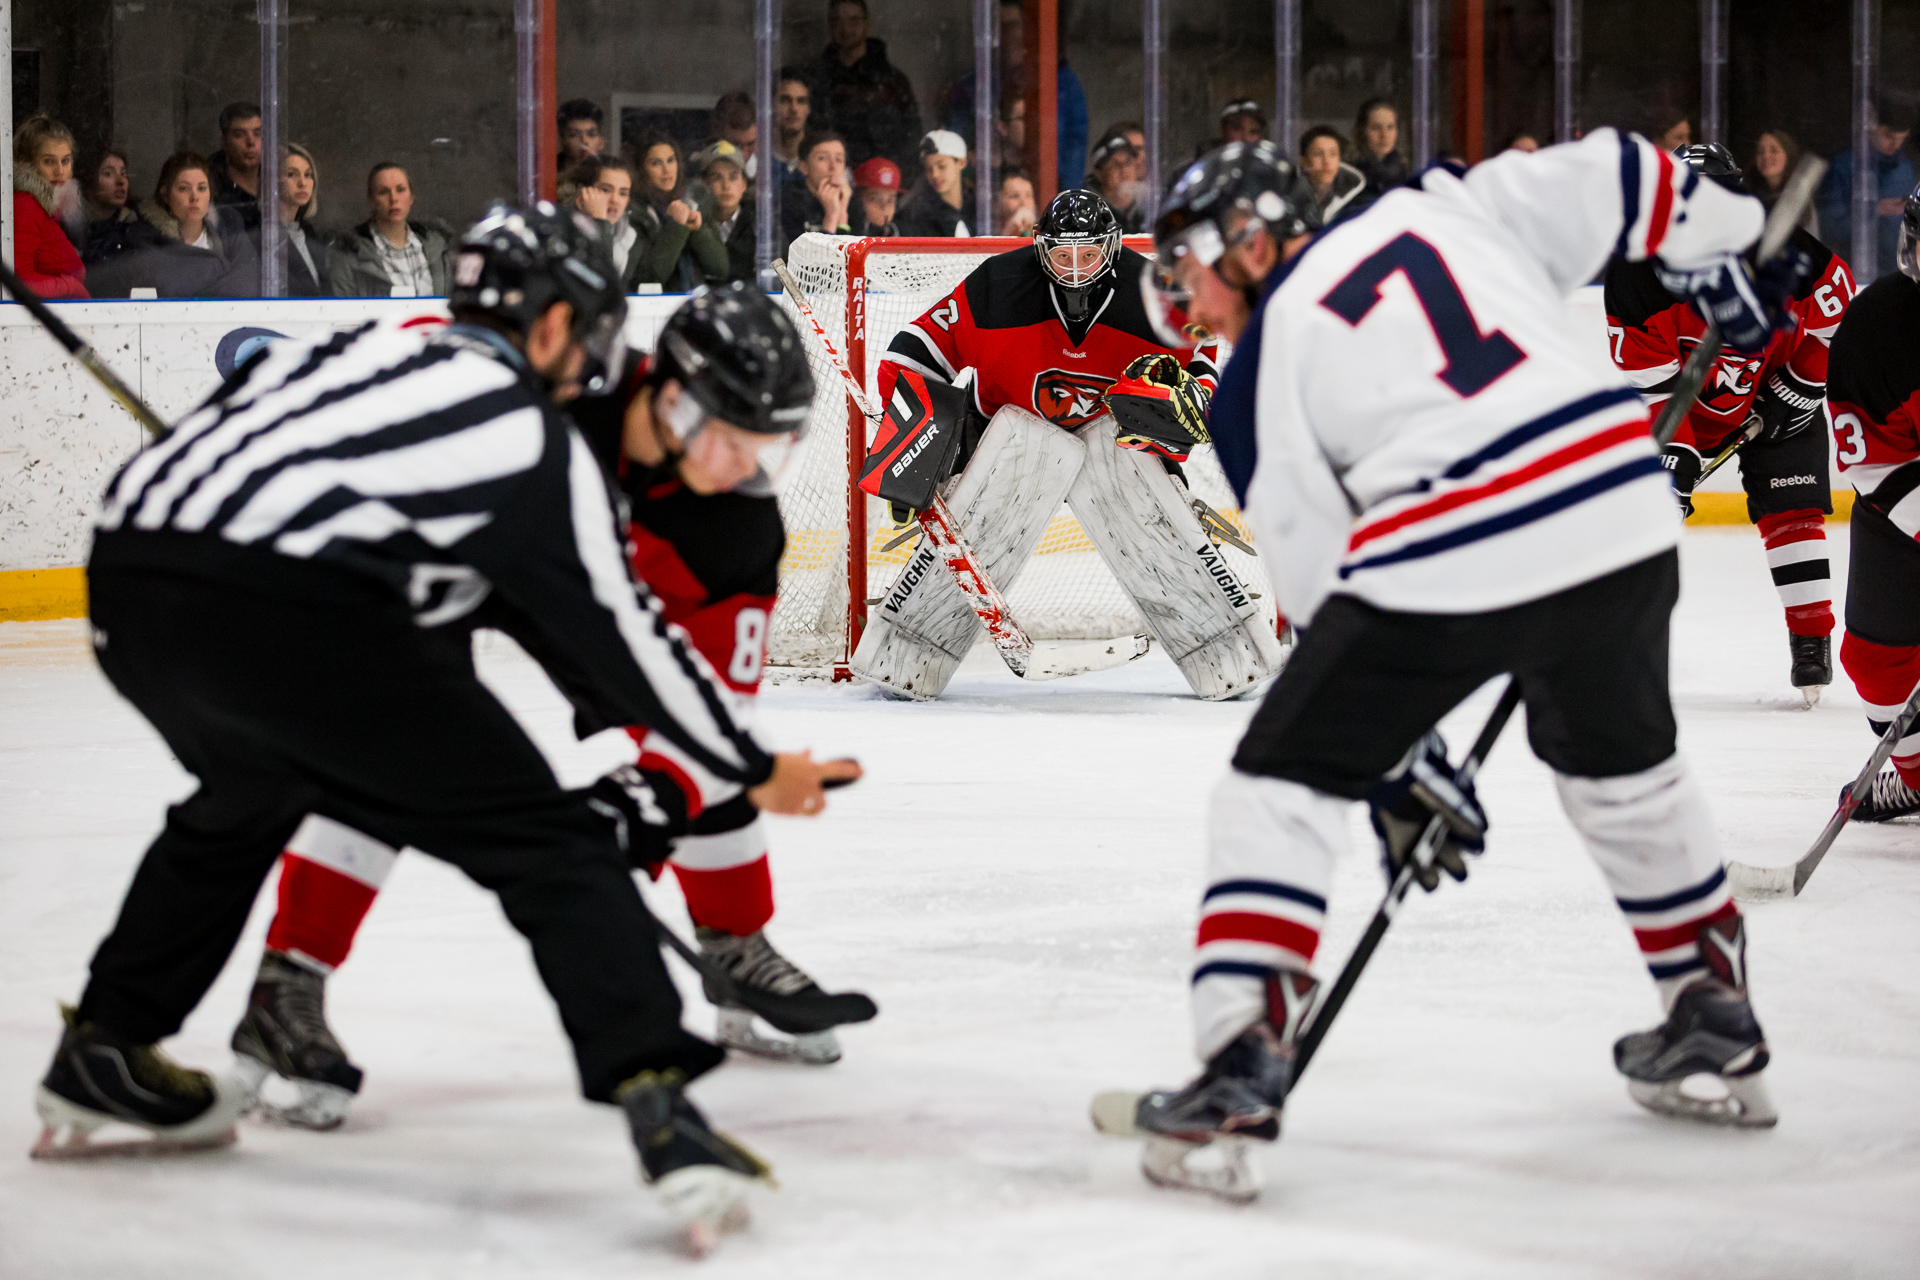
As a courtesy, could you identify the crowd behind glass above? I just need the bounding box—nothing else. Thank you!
[7,0,1917,302]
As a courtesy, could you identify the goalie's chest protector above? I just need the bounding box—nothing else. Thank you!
[897,249,1207,428]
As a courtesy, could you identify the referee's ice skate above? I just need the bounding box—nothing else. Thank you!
[33,1005,246,1159]
[618,1069,773,1257]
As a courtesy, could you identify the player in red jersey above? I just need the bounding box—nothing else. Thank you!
[855,190,1285,701]
[228,287,870,1130]
[1605,143,1854,702]
[1824,184,1920,819]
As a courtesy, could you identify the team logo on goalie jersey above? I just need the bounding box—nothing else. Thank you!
[1033,369,1118,427]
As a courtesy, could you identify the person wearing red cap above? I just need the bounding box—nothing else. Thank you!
[851,156,901,236]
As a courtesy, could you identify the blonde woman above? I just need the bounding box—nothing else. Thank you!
[277,144,334,296]
[11,114,88,297]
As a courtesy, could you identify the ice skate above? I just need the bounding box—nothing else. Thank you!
[1789,633,1831,707]
[32,1005,246,1159]
[1614,916,1777,1129]
[697,927,872,1065]
[1128,970,1318,1204]
[230,949,364,1129]
[1845,767,1920,823]
[617,1069,772,1258]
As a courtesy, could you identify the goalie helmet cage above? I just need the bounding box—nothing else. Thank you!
[772,232,1275,677]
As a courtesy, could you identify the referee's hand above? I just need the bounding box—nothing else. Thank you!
[748,752,863,816]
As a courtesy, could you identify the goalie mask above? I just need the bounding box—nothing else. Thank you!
[1035,189,1123,305]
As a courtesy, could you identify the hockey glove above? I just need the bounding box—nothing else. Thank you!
[1107,354,1212,463]
[1654,250,1801,355]
[1369,730,1488,893]
[1744,367,1825,443]
[587,764,689,872]
[1661,443,1702,520]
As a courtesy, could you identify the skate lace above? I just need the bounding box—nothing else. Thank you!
[711,932,816,997]
[269,964,341,1052]
[1867,769,1920,810]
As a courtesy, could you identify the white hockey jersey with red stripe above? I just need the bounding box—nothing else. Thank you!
[1242,129,1765,624]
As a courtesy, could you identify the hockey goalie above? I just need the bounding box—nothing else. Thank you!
[851,189,1287,701]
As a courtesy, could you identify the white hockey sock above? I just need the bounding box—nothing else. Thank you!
[1191,770,1344,1061]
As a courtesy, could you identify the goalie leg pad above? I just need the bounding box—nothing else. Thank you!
[850,406,1086,699]
[1066,417,1285,700]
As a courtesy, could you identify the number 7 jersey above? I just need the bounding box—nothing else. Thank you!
[1233,128,1766,625]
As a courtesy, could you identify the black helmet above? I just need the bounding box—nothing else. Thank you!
[1673,142,1744,193]
[1153,140,1319,267]
[652,281,816,437]
[1900,181,1920,286]
[1035,189,1123,292]
[450,200,628,391]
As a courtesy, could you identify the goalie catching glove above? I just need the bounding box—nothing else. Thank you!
[1106,354,1211,462]
[1368,730,1488,892]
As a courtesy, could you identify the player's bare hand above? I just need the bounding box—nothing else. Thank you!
[748,751,863,816]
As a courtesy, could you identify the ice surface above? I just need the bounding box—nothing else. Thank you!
[2,529,1915,1278]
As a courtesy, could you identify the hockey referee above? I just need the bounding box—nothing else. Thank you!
[32,202,856,1232]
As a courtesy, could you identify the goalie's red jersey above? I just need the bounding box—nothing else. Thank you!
[1602,227,1855,453]
[877,245,1220,427]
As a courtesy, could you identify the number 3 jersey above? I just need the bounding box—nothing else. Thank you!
[1227,128,1765,625]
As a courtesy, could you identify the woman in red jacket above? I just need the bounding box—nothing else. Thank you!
[11,114,88,298]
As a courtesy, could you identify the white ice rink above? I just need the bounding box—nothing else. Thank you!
[2,527,1916,1278]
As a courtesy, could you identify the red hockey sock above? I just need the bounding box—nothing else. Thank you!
[262,816,399,972]
[1756,511,1833,637]
[672,856,775,937]
[1839,631,1920,787]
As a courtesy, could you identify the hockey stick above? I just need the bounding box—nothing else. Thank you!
[1726,676,1920,902]
[0,259,171,440]
[772,257,1148,682]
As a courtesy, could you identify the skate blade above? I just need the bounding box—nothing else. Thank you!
[30,1084,241,1160]
[1726,860,1795,903]
[1140,1134,1260,1204]
[653,1165,754,1258]
[1024,634,1152,681]
[233,1055,355,1130]
[1628,1072,1779,1129]
[1090,1089,1145,1137]
[717,1009,841,1065]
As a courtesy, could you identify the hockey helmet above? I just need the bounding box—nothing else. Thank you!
[1673,142,1745,193]
[1035,189,1123,291]
[450,201,628,393]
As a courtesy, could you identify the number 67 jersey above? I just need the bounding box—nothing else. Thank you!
[1234,128,1765,627]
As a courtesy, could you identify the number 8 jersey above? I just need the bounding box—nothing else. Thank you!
[1231,128,1766,625]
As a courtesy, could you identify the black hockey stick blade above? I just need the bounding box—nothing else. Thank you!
[0,258,172,440]
[653,915,878,1035]
[1291,680,1524,1079]
[1727,675,1920,902]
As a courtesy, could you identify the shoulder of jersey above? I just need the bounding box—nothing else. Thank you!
[962,246,1053,329]
[1602,256,1678,328]
[1787,227,1841,301]
[1832,274,1920,373]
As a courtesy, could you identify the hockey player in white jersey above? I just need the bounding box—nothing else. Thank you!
[1119,137,1795,1201]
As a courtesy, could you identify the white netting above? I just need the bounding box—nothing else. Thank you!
[772,233,1274,670]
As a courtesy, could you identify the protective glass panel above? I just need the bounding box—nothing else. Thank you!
[1488,1,1556,157]
[1581,0,1697,150]
[1728,2,1855,268]
[1296,0,1414,219]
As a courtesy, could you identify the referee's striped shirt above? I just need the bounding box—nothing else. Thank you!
[96,315,771,799]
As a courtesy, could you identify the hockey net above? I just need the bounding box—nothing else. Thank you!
[771,233,1274,675]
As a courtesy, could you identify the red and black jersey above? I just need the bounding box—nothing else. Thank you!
[1603,228,1856,453]
[877,246,1220,430]
[1827,272,1920,528]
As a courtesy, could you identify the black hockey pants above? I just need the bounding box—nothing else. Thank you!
[1234,550,1679,797]
[79,564,723,1102]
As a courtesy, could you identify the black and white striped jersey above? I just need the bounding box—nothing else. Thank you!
[95,315,773,801]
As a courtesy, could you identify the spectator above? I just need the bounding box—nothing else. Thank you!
[209,101,263,229]
[1503,130,1542,153]
[1817,97,1916,276]
[630,131,727,291]
[807,0,922,170]
[1218,99,1267,146]
[133,150,259,297]
[76,147,158,297]
[898,130,971,237]
[562,156,640,286]
[1648,111,1692,153]
[80,148,136,229]
[10,115,87,297]
[329,163,451,297]
[1750,128,1817,236]
[275,144,333,297]
[993,169,1036,235]
[1084,126,1146,233]
[1300,125,1364,224]
[996,92,1028,179]
[694,142,757,284]
[559,98,607,172]
[711,91,758,179]
[1353,97,1408,205]
[851,156,901,236]
[772,70,813,181]
[943,1,1088,196]
[780,129,855,249]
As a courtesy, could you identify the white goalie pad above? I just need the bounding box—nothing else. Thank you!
[1067,417,1286,700]
[850,406,1087,699]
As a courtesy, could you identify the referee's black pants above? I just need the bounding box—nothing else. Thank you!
[80,564,722,1102]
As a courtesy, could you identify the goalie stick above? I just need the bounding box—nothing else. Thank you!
[1727,676,1920,902]
[772,257,1149,682]
[0,259,171,440]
